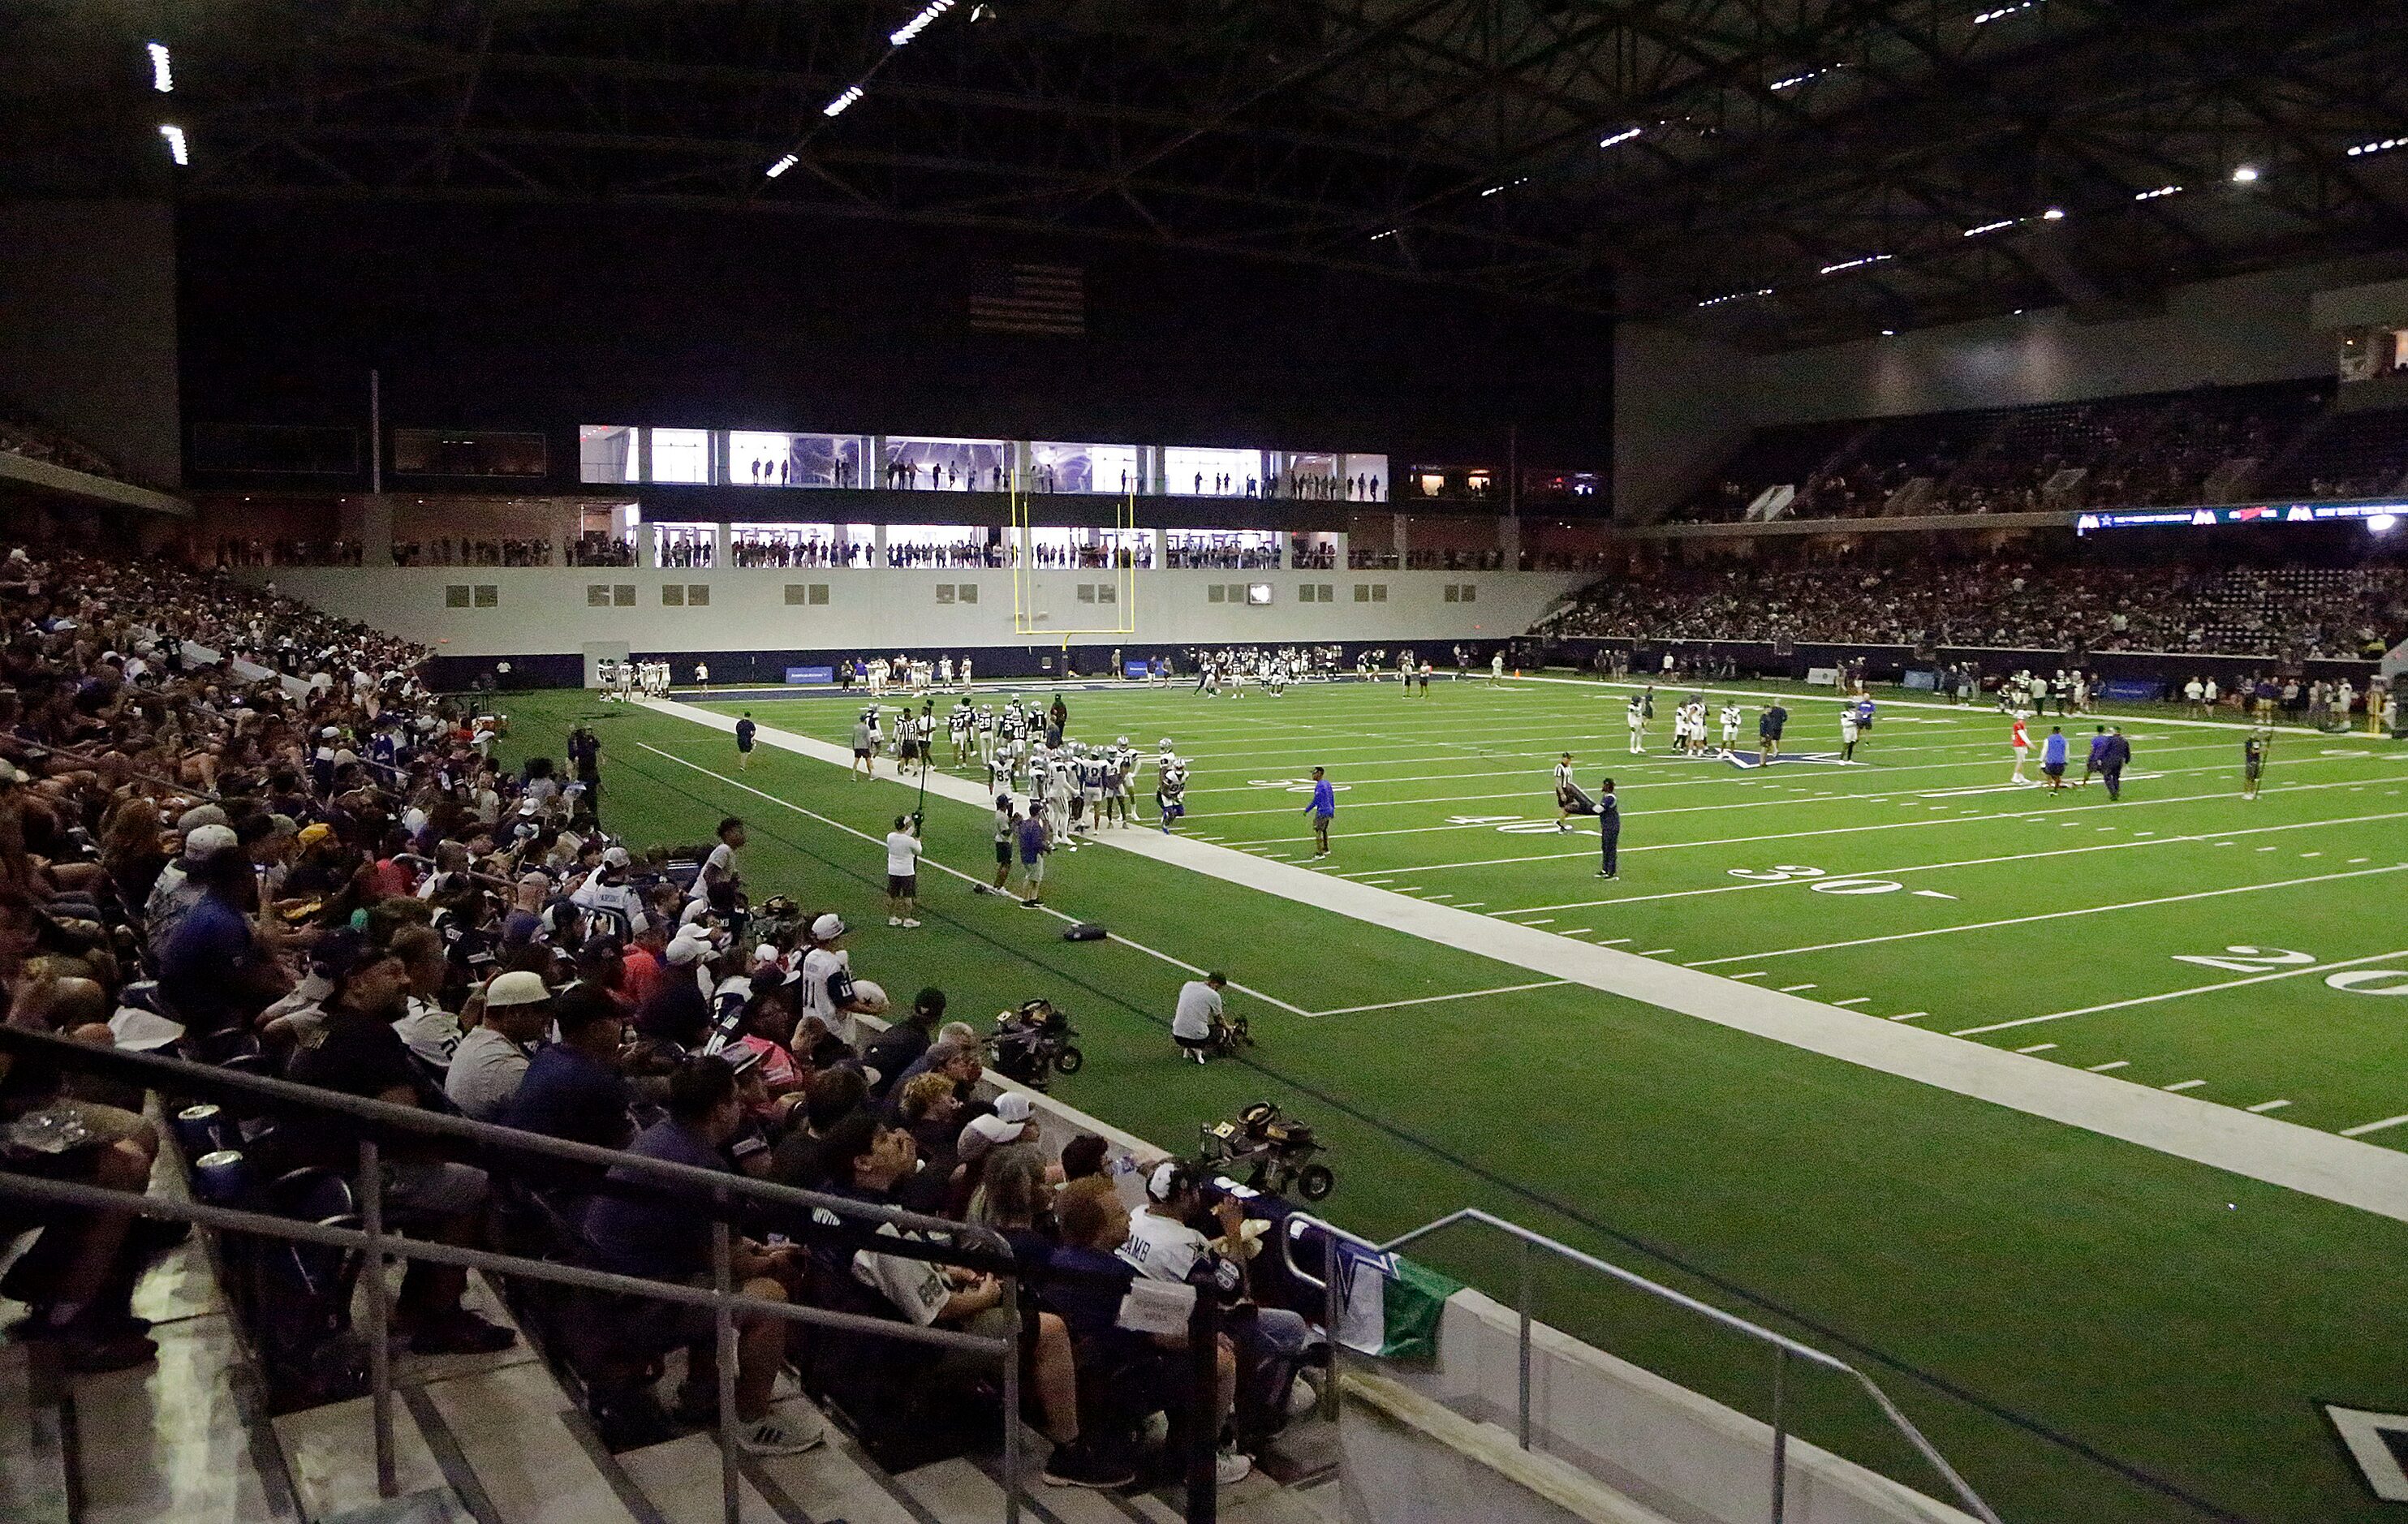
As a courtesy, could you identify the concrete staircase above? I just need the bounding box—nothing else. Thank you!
[2,1220,1342,1524]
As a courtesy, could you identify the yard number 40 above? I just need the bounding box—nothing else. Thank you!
[2173,945,2408,995]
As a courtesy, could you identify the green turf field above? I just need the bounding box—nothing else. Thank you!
[502,676,2408,1523]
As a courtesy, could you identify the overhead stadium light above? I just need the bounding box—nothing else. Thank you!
[158,124,187,166]
[1599,126,1643,149]
[1962,217,2017,237]
[146,41,173,93]
[2041,205,2066,219]
[2346,137,2404,158]
[823,84,865,118]
[1973,1,2036,23]
[1695,287,1775,308]
[889,0,955,47]
[1819,253,1892,275]
[1479,177,1528,196]
[2134,183,2183,200]
[2231,164,2260,183]
[765,153,799,179]
[1368,228,1398,242]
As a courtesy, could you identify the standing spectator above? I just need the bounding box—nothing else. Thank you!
[1303,767,1336,858]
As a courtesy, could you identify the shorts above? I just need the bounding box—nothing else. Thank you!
[618,1272,719,1353]
[995,841,1013,867]
[887,873,916,898]
[736,742,754,754]
[2042,762,2064,777]
[854,747,871,760]
[1021,855,1046,884]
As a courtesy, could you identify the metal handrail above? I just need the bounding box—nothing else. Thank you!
[1279,1207,2004,1524]
[0,1026,1006,1259]
[0,1025,1040,1524]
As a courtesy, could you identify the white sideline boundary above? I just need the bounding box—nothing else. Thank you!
[636,697,2408,1227]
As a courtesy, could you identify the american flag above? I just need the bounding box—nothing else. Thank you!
[967,261,1087,337]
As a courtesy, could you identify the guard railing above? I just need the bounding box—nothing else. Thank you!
[1281,1206,2003,1524]
[0,1026,1222,1524]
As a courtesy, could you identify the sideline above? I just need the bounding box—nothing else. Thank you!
[1513,671,2402,738]
[636,697,2408,1228]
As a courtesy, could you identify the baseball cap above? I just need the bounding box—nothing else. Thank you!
[1147,1160,1184,1202]
[958,1112,1025,1161]
[600,846,631,868]
[665,932,713,966]
[811,912,846,941]
[177,803,229,831]
[994,1092,1035,1124]
[483,971,552,1008]
[183,823,239,859]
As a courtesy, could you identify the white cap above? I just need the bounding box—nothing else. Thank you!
[600,846,631,868]
[994,1092,1035,1124]
[811,912,847,940]
[184,823,239,859]
[665,933,712,966]
[483,971,552,1008]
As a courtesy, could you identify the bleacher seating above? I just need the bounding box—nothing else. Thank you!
[1670,377,2342,523]
[0,536,1338,1521]
[2263,404,2408,499]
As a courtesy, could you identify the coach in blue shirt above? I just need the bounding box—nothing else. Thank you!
[2040,726,2070,790]
[1303,767,1337,857]
[1594,778,1621,880]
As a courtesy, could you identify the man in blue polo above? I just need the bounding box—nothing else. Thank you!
[1303,766,1336,857]
[2040,725,2070,791]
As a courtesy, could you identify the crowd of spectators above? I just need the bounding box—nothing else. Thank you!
[567,532,636,567]
[215,538,368,569]
[1538,550,2408,660]
[0,402,125,484]
[1674,381,2349,524]
[1165,540,1279,570]
[0,537,1321,1486]
[394,538,556,567]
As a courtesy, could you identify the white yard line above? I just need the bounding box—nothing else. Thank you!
[2341,1115,2408,1139]
[2087,1061,2130,1072]
[1950,947,2408,1035]
[2016,1043,2058,1054]
[2248,1100,2293,1113]
[1488,810,2408,917]
[1310,980,1570,1017]
[1316,769,2406,873]
[1833,997,1872,1007]
[2164,1080,2208,1092]
[639,697,2408,1228]
[1888,1011,1929,1022]
[1688,863,2408,967]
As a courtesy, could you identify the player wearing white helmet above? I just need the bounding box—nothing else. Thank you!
[974,703,997,766]
[949,698,973,765]
[1155,753,1189,833]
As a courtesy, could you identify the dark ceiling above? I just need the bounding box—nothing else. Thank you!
[12,0,2408,346]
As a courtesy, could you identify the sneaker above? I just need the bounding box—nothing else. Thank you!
[1021,898,1040,908]
[900,918,920,928]
[61,1331,157,1374]
[408,1310,518,1355]
[1044,1440,1137,1490]
[888,915,904,927]
[734,1412,826,1456]
[1216,1449,1254,1486]
[1286,1369,1326,1418]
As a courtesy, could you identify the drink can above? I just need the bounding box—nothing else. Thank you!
[193,1148,252,1204]
[174,1103,228,1157]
